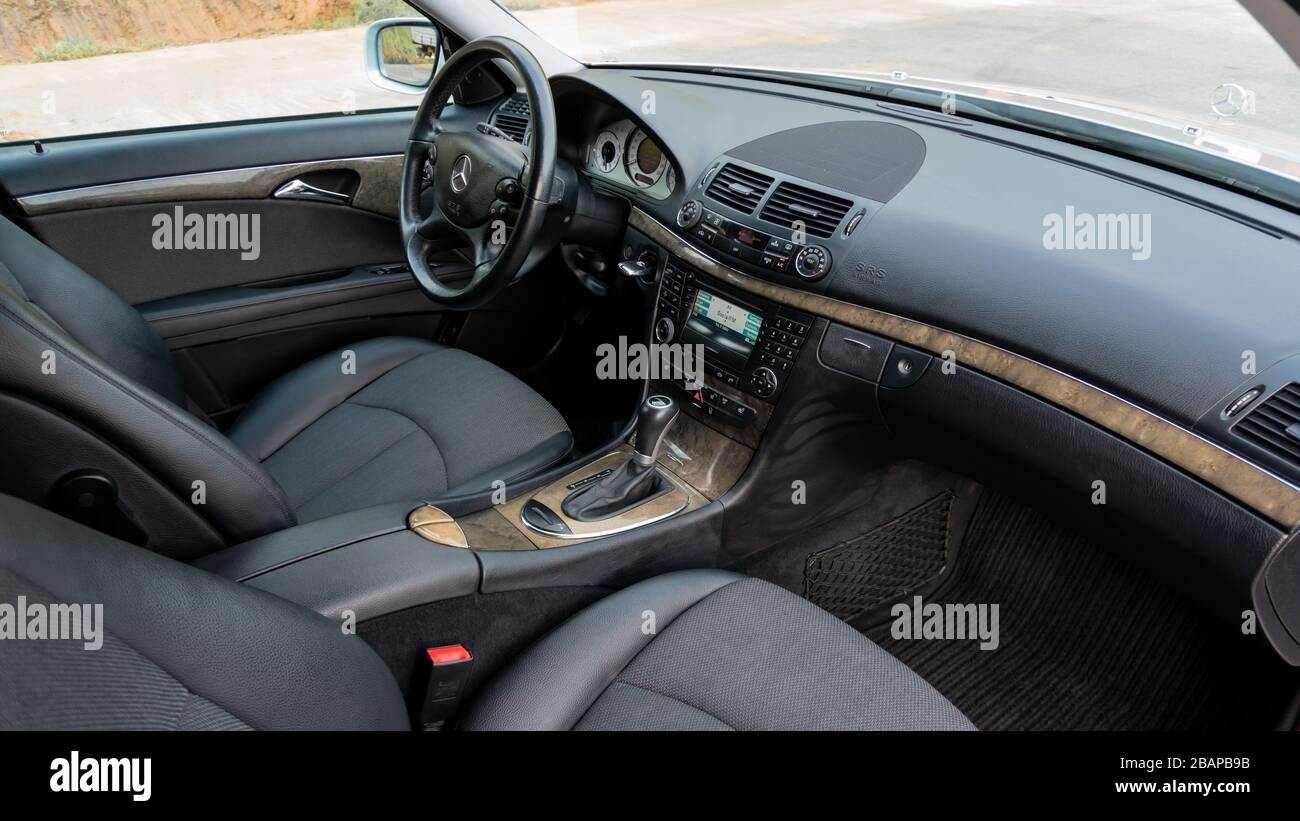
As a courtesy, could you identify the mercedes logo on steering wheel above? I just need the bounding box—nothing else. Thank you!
[450,154,472,193]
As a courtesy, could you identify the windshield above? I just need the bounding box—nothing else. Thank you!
[507,0,1300,169]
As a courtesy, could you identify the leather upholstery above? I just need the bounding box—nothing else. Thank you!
[461,570,975,731]
[230,337,573,523]
[228,337,442,462]
[0,498,970,732]
[0,218,296,546]
[0,217,571,550]
[0,217,187,405]
[0,495,409,731]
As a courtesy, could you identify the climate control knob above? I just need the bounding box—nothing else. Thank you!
[676,199,702,229]
[750,366,779,398]
[794,245,832,280]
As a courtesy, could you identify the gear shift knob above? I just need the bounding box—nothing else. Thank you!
[633,395,678,466]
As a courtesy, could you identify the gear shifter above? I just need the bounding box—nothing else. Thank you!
[561,395,679,522]
[631,395,678,465]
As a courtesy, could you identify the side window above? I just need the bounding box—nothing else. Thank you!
[0,0,438,143]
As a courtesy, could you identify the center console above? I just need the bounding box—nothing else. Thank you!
[653,255,814,414]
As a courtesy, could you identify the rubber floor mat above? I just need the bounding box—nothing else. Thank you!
[865,491,1294,730]
[804,492,953,622]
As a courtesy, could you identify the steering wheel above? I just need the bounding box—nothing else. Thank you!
[400,37,557,309]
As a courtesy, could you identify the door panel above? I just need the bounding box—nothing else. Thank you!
[26,198,404,304]
[18,155,403,219]
[0,111,415,197]
[0,106,566,429]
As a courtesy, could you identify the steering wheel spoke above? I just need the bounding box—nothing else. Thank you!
[416,207,452,240]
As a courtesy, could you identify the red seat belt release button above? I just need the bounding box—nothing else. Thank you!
[420,645,474,730]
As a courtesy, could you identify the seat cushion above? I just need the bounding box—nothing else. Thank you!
[461,570,974,731]
[228,337,571,523]
[0,495,408,731]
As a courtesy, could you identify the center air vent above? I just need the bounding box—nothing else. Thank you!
[705,163,773,214]
[492,95,530,143]
[759,181,854,238]
[1234,383,1300,467]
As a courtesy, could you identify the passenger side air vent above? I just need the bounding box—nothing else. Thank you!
[759,181,854,238]
[1234,383,1300,467]
[705,163,773,214]
[492,95,530,143]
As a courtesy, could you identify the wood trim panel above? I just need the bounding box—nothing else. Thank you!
[495,449,708,549]
[17,155,403,218]
[631,206,1300,529]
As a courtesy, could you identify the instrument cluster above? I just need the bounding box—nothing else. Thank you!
[584,119,677,200]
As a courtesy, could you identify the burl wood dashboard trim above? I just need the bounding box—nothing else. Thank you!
[17,155,403,218]
[496,449,707,549]
[407,504,469,549]
[631,207,1300,529]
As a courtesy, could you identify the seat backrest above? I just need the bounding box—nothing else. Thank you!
[0,494,408,731]
[0,217,295,555]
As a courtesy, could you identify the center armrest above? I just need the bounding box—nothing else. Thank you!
[193,502,480,621]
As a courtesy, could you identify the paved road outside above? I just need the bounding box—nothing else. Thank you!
[1,0,1297,157]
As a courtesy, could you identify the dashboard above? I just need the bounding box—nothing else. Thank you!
[582,119,677,200]
[544,68,1300,663]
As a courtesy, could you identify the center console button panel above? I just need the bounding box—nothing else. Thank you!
[681,203,834,282]
[655,255,814,413]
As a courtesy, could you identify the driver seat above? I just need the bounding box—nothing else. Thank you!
[0,216,572,560]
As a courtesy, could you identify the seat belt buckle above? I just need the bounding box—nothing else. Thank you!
[419,645,474,731]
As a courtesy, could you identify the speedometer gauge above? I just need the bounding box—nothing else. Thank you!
[624,129,667,188]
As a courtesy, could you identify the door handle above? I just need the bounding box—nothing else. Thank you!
[273,178,352,205]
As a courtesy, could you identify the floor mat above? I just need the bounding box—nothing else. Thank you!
[804,492,954,622]
[865,491,1294,731]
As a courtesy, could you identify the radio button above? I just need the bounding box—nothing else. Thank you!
[653,316,675,344]
[750,366,779,398]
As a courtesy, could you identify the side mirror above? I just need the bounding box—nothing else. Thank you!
[365,18,440,94]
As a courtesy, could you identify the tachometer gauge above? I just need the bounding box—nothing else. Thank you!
[624,129,667,188]
[592,130,620,174]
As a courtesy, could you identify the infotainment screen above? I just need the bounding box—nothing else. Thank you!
[682,289,764,370]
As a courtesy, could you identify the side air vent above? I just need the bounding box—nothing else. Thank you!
[492,95,530,143]
[1234,383,1300,467]
[759,181,854,238]
[705,163,774,214]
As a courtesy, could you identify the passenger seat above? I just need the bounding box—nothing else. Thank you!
[0,495,972,731]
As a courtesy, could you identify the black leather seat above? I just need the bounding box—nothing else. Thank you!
[461,569,974,731]
[0,495,408,730]
[0,217,570,557]
[225,336,572,525]
[0,495,972,731]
